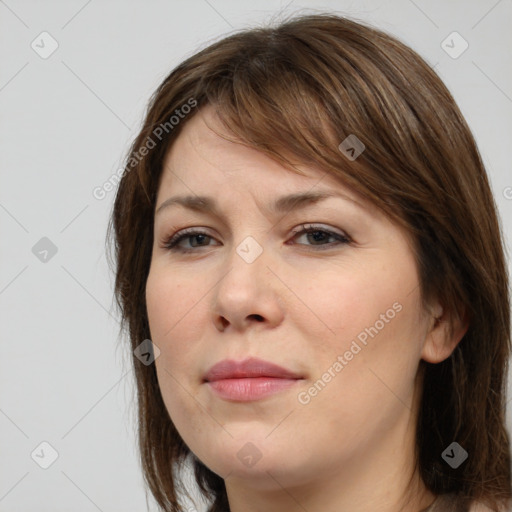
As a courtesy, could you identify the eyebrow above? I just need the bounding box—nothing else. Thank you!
[155,191,361,217]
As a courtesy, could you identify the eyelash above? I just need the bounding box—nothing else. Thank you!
[162,224,351,253]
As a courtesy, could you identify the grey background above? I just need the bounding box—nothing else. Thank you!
[1,1,511,511]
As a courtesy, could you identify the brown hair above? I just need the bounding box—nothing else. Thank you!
[108,13,511,512]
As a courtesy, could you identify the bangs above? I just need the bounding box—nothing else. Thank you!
[178,20,442,225]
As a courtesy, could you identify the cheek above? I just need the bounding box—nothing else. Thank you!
[147,266,200,340]
[146,269,209,439]
[324,293,425,419]
[145,267,207,378]
[306,265,401,345]
[309,261,426,392]
[293,297,426,457]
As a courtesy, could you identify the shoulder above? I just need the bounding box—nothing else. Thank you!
[434,493,508,512]
[468,502,500,512]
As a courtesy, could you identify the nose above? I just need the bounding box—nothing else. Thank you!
[211,241,285,333]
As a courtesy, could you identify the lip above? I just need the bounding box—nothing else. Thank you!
[203,357,303,402]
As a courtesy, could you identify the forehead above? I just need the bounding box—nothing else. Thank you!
[158,105,366,207]
[153,106,416,256]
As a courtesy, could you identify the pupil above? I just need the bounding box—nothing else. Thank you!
[193,234,207,246]
[309,231,327,244]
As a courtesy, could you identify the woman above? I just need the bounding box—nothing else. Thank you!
[109,13,511,512]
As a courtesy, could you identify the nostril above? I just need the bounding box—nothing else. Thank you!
[249,314,264,322]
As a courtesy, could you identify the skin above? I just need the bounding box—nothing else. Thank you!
[145,105,468,512]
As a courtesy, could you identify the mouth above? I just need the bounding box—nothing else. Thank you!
[203,357,304,402]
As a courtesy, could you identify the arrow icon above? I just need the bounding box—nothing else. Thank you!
[236,236,263,263]
[32,237,58,262]
[441,441,468,468]
[135,340,160,365]
[440,32,468,59]
[31,31,59,60]
[339,134,365,161]
[237,441,263,467]
[31,441,59,469]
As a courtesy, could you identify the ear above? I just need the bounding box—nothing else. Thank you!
[421,302,469,364]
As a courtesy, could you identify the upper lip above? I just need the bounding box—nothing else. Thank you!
[203,357,303,382]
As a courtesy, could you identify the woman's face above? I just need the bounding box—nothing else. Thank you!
[146,106,439,491]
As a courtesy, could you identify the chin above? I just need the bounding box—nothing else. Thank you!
[193,436,281,473]
[204,439,314,489]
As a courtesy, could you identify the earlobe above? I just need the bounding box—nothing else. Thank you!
[421,306,469,364]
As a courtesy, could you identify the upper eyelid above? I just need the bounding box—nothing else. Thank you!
[291,223,347,235]
[169,223,344,238]
[164,224,350,248]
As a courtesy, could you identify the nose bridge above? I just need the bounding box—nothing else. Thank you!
[220,233,269,295]
[235,234,266,266]
[212,233,283,330]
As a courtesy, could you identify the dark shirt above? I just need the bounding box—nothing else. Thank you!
[423,494,471,512]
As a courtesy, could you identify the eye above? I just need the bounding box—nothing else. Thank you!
[161,223,351,254]
[289,224,351,249]
[162,228,218,253]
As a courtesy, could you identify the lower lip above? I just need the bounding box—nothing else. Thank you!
[206,377,301,401]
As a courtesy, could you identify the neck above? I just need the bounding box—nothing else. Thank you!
[224,394,435,512]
